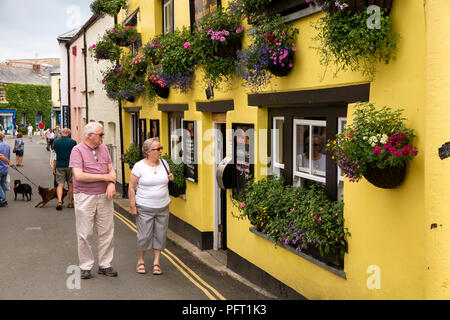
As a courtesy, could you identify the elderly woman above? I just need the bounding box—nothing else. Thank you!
[128,138,174,275]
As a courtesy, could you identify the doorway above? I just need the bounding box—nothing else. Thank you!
[213,122,227,251]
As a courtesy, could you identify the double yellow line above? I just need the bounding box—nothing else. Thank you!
[113,210,226,300]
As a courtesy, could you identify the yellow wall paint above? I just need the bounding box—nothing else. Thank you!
[116,0,446,299]
[424,0,450,300]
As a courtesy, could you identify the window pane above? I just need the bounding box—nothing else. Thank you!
[275,119,283,164]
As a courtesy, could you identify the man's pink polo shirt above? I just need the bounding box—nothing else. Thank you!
[69,142,113,195]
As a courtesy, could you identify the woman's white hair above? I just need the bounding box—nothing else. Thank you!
[84,122,103,139]
[142,138,160,157]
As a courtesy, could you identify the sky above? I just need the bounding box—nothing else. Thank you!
[0,0,94,62]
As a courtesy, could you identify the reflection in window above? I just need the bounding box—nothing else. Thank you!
[170,116,183,163]
[293,119,326,189]
[163,0,174,34]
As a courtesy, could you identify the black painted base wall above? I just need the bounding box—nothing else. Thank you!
[227,249,307,300]
[168,213,213,250]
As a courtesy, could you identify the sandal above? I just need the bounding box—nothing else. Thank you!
[153,264,163,275]
[56,202,63,211]
[67,203,74,208]
[136,263,146,274]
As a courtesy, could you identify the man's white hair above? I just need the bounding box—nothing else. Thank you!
[84,122,103,139]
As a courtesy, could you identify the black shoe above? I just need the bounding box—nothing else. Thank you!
[56,203,63,211]
[81,270,91,279]
[98,267,118,277]
[0,202,7,207]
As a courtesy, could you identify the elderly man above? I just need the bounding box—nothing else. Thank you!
[69,122,117,279]
[0,132,13,207]
[53,128,77,210]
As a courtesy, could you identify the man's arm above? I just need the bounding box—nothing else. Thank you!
[0,153,14,167]
[72,167,116,183]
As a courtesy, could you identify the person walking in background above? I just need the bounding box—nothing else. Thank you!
[69,122,118,280]
[53,128,77,210]
[0,132,11,207]
[38,120,44,137]
[14,132,24,167]
[128,138,174,275]
[27,123,33,142]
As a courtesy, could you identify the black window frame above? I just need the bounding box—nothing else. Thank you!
[268,103,347,201]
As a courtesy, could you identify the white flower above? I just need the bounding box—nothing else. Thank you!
[371,143,376,147]
[363,136,368,140]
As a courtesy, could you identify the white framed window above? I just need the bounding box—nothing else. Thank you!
[337,117,347,201]
[0,85,7,103]
[163,0,174,34]
[170,115,183,162]
[293,119,327,188]
[271,117,284,177]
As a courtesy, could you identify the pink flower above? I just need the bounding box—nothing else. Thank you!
[412,150,418,156]
[240,203,246,208]
[183,42,191,49]
[92,44,96,49]
[374,146,382,155]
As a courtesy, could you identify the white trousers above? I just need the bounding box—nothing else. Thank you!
[74,193,114,271]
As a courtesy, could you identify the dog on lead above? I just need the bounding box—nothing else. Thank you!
[13,180,33,201]
[35,186,68,208]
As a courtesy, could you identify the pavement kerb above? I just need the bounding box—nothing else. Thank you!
[113,198,277,299]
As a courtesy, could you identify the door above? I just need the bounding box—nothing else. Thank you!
[213,122,227,250]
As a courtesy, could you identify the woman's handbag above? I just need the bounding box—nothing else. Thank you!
[160,159,175,191]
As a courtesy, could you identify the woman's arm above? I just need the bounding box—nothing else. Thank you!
[128,173,139,216]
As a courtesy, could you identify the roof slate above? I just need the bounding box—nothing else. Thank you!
[0,66,51,86]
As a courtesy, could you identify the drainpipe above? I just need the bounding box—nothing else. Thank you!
[83,28,89,123]
[114,14,127,198]
[66,43,71,130]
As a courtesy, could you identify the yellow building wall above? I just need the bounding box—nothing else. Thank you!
[117,0,443,299]
[424,0,450,300]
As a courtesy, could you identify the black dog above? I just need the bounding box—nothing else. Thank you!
[13,180,32,201]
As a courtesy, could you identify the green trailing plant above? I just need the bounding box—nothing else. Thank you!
[193,5,245,89]
[162,154,186,188]
[228,0,272,21]
[312,8,399,80]
[121,144,141,168]
[90,0,128,16]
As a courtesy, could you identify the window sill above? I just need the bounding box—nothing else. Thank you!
[249,227,347,279]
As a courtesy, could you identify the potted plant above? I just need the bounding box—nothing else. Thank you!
[162,154,186,197]
[193,6,245,90]
[148,27,196,93]
[236,14,298,92]
[105,24,140,47]
[90,0,128,16]
[122,144,141,169]
[312,1,399,80]
[91,39,121,62]
[147,67,169,99]
[327,102,418,189]
[143,38,165,65]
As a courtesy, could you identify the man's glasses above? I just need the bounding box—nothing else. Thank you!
[152,147,163,151]
[92,133,104,137]
[92,150,98,161]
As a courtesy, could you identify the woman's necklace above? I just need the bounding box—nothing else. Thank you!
[145,159,159,174]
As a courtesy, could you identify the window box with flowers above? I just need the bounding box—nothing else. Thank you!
[146,66,170,99]
[310,0,399,80]
[105,24,140,47]
[91,39,121,62]
[232,175,350,271]
[327,102,419,189]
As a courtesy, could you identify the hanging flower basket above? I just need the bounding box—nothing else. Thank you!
[154,83,170,99]
[267,52,294,77]
[215,38,242,58]
[363,164,406,189]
